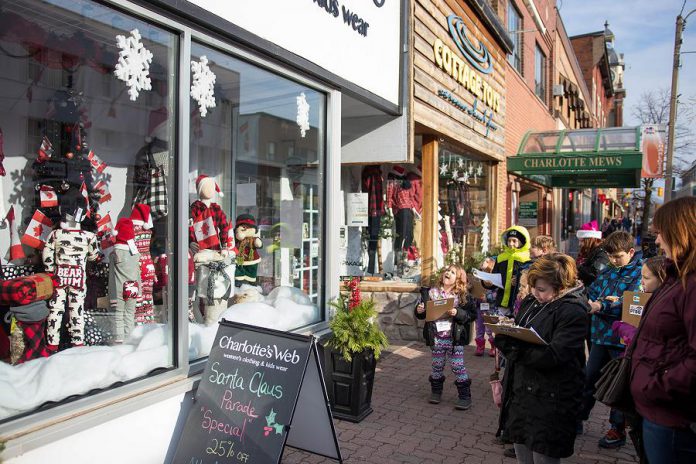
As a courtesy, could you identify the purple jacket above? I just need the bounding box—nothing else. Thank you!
[629,260,696,428]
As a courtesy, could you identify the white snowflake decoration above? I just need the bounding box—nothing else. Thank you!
[457,158,464,169]
[296,92,310,138]
[481,213,490,254]
[439,163,449,176]
[191,56,217,118]
[476,164,483,176]
[114,29,153,101]
[462,171,470,183]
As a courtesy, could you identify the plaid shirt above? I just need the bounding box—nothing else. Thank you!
[189,201,233,250]
[361,165,385,217]
[386,178,420,211]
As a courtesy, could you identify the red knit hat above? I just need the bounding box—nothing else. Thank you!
[114,218,135,245]
[196,174,224,198]
[131,203,153,229]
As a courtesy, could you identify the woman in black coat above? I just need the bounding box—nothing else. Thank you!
[495,254,588,462]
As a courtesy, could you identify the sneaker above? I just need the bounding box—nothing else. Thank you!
[503,447,516,458]
[598,429,626,449]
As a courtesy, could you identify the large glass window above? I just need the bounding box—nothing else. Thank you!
[507,2,523,75]
[0,0,177,422]
[187,42,325,359]
[535,44,547,102]
[437,144,491,265]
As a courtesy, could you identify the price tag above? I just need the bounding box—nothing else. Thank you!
[435,320,451,333]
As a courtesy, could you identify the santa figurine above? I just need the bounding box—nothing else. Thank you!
[234,214,262,286]
[189,174,235,254]
[108,217,141,343]
[131,203,156,324]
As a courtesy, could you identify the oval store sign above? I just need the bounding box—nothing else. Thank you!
[433,14,501,136]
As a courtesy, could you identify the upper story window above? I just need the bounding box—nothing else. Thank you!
[535,44,546,103]
[507,2,523,75]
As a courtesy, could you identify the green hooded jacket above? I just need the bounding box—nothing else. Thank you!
[493,225,531,308]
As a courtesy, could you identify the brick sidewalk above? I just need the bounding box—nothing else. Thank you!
[282,343,638,464]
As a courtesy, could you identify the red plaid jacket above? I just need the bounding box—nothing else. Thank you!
[361,165,385,217]
[189,201,233,250]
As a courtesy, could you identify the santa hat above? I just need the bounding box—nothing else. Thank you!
[196,174,224,197]
[131,203,153,229]
[235,213,257,230]
[114,218,135,245]
[577,220,602,240]
[391,165,406,177]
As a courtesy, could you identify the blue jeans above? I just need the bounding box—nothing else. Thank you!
[643,418,696,464]
[579,344,625,429]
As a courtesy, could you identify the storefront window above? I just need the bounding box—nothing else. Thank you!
[187,42,325,358]
[0,0,177,421]
[437,144,491,265]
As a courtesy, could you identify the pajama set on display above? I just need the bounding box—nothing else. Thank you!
[429,288,469,382]
[43,228,99,346]
[108,246,141,341]
[134,224,156,324]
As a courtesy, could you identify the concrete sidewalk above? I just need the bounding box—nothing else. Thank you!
[282,343,639,464]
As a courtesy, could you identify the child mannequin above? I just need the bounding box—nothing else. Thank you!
[108,217,140,342]
[131,203,156,324]
[43,210,100,349]
[415,265,477,410]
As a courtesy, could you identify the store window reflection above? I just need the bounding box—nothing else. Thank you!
[0,0,176,421]
[188,42,325,360]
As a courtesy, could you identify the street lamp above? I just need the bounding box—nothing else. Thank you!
[665,9,696,202]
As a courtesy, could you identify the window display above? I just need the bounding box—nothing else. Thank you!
[437,144,491,265]
[0,0,176,421]
[187,42,325,354]
[339,160,423,282]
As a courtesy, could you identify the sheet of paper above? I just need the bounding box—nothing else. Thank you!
[473,269,504,289]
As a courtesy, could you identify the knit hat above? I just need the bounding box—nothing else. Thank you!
[113,218,135,244]
[131,203,153,229]
[577,220,602,240]
[235,213,257,231]
[505,228,527,246]
[391,165,406,177]
[196,174,224,198]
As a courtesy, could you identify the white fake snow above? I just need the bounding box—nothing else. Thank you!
[0,286,319,419]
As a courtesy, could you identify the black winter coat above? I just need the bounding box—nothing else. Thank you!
[414,289,478,347]
[577,246,609,287]
[494,289,588,459]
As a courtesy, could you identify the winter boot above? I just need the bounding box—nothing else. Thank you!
[488,338,496,357]
[474,338,485,356]
[428,375,445,404]
[454,378,472,410]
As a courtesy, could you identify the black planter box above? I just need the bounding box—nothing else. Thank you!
[323,347,376,423]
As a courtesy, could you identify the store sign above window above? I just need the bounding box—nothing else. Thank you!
[432,15,501,113]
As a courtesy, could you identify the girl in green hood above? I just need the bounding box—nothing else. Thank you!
[483,225,532,314]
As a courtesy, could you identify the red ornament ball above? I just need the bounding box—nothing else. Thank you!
[65,152,74,159]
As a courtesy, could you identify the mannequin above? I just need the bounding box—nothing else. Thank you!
[131,203,156,324]
[386,165,418,276]
[234,214,262,286]
[361,165,384,275]
[108,217,140,342]
[43,211,100,350]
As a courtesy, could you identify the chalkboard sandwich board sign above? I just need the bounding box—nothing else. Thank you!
[172,320,342,464]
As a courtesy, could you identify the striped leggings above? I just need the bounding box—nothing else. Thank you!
[431,334,469,382]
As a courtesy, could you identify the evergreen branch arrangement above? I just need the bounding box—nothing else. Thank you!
[327,278,389,362]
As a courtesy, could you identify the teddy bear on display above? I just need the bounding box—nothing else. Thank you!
[234,214,263,286]
[42,209,100,350]
[108,217,141,343]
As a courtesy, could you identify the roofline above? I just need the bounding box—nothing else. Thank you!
[569,30,604,40]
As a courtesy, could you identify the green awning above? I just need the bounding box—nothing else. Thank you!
[507,127,643,188]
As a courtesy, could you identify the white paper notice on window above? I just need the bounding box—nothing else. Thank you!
[345,192,368,227]
[280,199,303,249]
[236,183,256,207]
[472,269,504,289]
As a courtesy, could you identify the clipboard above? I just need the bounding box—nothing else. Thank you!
[484,323,548,345]
[425,298,455,321]
[482,314,499,324]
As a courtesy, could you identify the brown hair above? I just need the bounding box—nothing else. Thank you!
[643,256,667,285]
[532,235,556,253]
[578,237,603,260]
[604,231,635,254]
[653,196,696,284]
[436,264,469,300]
[527,254,578,292]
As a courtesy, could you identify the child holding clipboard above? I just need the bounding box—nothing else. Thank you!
[415,264,478,410]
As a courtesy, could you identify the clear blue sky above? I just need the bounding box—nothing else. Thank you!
[559,0,696,126]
